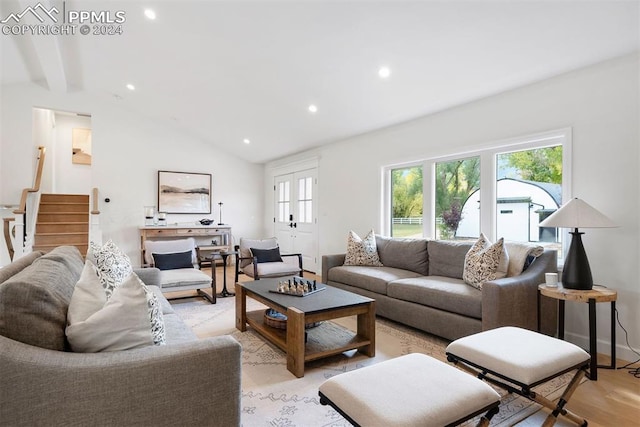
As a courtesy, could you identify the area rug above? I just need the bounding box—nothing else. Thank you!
[171,297,574,427]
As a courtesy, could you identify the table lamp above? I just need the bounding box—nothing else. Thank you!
[538,198,616,290]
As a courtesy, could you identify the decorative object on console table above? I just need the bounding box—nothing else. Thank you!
[158,170,211,214]
[144,206,156,226]
[218,201,224,225]
[157,212,167,226]
[538,198,617,290]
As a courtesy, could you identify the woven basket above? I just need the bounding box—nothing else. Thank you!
[264,309,321,329]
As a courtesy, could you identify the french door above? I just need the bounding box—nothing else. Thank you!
[274,169,318,273]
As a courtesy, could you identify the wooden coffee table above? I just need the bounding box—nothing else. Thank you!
[236,277,376,377]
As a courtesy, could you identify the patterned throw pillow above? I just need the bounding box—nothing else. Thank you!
[344,230,383,267]
[463,233,508,289]
[88,240,133,299]
[66,261,166,352]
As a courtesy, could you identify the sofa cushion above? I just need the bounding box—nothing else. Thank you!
[242,260,301,278]
[344,230,383,266]
[66,262,166,352]
[162,312,198,343]
[328,266,423,295]
[375,235,429,276]
[0,251,43,284]
[463,234,508,289]
[427,240,473,279]
[160,268,211,289]
[388,276,482,319]
[0,246,84,351]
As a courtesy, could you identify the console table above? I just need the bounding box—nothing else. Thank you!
[139,224,232,265]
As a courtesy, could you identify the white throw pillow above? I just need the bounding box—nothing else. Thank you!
[463,233,509,289]
[66,261,166,352]
[344,229,383,267]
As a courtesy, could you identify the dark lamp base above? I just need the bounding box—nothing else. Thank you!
[561,230,593,291]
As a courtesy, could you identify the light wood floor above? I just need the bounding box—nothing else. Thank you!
[186,267,640,426]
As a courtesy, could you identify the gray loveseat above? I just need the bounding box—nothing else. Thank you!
[0,246,241,427]
[322,236,557,341]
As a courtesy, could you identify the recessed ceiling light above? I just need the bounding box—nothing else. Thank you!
[378,66,391,79]
[144,9,156,20]
[126,83,135,91]
[308,104,318,114]
[243,138,251,144]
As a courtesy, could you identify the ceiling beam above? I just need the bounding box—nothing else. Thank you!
[18,0,67,92]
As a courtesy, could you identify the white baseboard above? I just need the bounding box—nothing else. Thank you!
[564,331,639,365]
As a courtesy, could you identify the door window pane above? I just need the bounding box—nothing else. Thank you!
[436,157,480,240]
[391,166,423,237]
[298,177,313,224]
[496,146,562,251]
[277,181,290,223]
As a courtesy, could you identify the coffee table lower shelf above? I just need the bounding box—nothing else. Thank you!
[246,310,372,363]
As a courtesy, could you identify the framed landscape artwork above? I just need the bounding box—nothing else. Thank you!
[158,170,211,214]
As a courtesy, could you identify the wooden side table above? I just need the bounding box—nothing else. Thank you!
[538,283,617,380]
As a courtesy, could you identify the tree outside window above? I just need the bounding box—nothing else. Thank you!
[435,157,480,239]
[391,166,423,237]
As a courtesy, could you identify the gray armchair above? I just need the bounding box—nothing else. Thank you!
[143,237,215,303]
[234,237,303,282]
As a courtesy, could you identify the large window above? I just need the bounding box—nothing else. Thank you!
[390,166,423,237]
[385,129,570,251]
[435,157,480,240]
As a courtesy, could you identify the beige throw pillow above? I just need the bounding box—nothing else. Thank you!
[463,233,509,289]
[344,229,383,267]
[66,261,166,352]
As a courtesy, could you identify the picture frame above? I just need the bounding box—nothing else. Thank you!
[158,170,211,214]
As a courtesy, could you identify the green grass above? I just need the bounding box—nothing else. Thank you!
[391,224,423,238]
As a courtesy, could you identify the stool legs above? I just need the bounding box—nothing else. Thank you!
[539,367,588,427]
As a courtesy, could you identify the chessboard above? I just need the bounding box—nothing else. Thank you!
[268,276,326,297]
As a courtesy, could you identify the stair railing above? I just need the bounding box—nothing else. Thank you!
[10,146,46,260]
[90,187,103,246]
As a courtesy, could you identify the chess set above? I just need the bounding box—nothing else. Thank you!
[268,276,325,297]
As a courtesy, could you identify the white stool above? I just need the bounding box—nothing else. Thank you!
[319,353,501,427]
[446,326,590,427]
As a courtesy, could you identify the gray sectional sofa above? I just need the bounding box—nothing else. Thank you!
[322,235,557,341]
[0,246,241,427]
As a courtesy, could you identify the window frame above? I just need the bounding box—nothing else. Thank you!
[383,128,572,252]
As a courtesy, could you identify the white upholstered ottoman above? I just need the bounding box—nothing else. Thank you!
[446,326,590,427]
[319,353,501,427]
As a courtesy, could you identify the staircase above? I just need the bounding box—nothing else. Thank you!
[33,194,90,254]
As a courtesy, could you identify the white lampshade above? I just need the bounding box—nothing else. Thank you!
[539,198,616,229]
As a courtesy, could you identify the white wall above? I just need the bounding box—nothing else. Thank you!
[52,112,93,195]
[268,53,640,361]
[1,82,265,266]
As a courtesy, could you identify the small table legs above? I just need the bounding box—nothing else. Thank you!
[217,252,235,298]
[558,299,616,381]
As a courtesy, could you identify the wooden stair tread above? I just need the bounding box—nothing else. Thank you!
[35,232,88,236]
[38,221,89,225]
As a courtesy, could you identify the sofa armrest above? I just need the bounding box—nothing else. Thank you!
[133,267,161,287]
[0,334,242,426]
[481,249,558,335]
[322,253,346,284]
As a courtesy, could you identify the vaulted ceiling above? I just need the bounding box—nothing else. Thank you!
[1,1,638,163]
